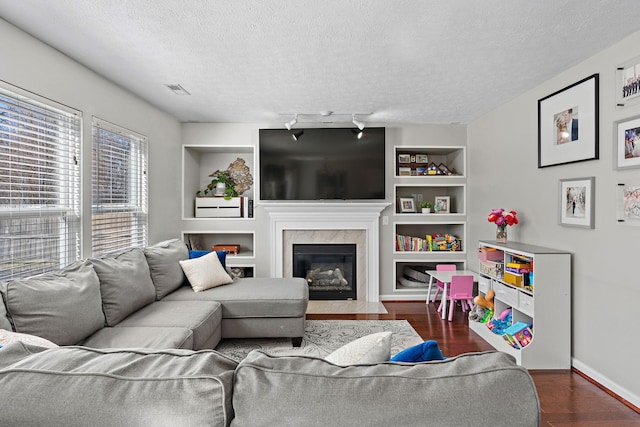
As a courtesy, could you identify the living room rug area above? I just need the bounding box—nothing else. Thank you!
[214,320,423,361]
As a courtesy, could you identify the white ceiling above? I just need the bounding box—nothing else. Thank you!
[2,1,640,125]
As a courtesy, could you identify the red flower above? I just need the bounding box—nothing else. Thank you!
[488,208,518,227]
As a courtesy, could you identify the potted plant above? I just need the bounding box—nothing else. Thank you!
[419,201,433,213]
[196,170,239,200]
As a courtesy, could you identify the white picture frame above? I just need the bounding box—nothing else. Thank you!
[434,196,450,213]
[559,177,595,228]
[614,115,640,169]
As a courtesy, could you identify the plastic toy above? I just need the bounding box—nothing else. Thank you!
[490,309,512,335]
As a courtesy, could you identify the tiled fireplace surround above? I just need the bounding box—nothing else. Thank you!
[264,203,389,303]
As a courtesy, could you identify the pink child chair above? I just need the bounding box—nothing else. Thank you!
[437,275,475,321]
[431,264,457,303]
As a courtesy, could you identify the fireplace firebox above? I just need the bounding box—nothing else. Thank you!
[292,244,356,300]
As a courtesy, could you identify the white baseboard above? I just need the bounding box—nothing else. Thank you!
[572,357,639,409]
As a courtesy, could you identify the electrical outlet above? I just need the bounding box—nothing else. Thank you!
[382,216,389,225]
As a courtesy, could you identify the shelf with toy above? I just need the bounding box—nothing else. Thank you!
[394,146,466,178]
[394,222,465,254]
[471,240,571,369]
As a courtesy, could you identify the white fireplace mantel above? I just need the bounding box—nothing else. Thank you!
[262,202,390,303]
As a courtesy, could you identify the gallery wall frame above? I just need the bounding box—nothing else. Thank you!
[615,54,640,109]
[614,114,640,169]
[616,183,640,226]
[538,74,599,168]
[559,177,595,229]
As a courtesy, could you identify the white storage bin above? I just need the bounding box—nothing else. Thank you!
[493,281,518,307]
[478,276,491,294]
[518,291,534,317]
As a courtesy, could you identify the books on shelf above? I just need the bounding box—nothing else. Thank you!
[395,234,462,252]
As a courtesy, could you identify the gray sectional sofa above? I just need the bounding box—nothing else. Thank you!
[0,239,308,350]
[0,342,541,426]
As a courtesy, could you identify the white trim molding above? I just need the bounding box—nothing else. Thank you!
[263,202,390,303]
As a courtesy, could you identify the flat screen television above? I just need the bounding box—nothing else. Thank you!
[259,127,386,201]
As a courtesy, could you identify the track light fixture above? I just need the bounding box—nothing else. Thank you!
[351,129,364,140]
[292,130,304,141]
[285,114,298,130]
[352,114,365,131]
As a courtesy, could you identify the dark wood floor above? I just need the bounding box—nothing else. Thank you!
[307,301,640,426]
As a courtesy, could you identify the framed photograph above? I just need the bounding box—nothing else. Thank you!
[615,115,640,169]
[559,177,595,228]
[398,197,416,213]
[416,154,428,163]
[538,74,599,168]
[434,196,450,213]
[398,167,412,176]
[615,55,640,109]
[398,154,411,163]
[616,184,640,225]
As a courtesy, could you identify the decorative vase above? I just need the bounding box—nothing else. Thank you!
[214,182,226,197]
[421,208,431,214]
[496,225,507,244]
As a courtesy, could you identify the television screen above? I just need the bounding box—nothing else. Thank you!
[259,127,386,201]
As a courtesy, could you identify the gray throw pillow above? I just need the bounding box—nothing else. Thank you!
[2,260,104,345]
[144,239,189,300]
[90,248,156,326]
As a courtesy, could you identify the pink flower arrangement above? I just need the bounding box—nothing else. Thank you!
[488,208,519,227]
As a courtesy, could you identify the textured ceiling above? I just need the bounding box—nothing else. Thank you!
[2,1,640,125]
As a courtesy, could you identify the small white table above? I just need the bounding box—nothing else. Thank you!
[424,270,480,320]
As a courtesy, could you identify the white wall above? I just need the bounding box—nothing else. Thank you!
[1,19,183,253]
[468,31,640,406]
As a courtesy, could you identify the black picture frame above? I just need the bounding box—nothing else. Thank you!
[538,74,599,168]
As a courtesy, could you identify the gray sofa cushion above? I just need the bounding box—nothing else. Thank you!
[164,277,309,319]
[115,301,222,350]
[0,284,12,330]
[81,326,194,350]
[0,344,237,427]
[90,248,156,326]
[144,238,189,300]
[231,350,540,427]
[1,260,104,345]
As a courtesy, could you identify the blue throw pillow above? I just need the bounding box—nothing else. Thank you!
[389,340,445,362]
[188,250,227,270]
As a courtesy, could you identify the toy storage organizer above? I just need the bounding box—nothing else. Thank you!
[469,241,571,369]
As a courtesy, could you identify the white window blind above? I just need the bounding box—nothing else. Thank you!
[91,118,148,256]
[0,83,81,281]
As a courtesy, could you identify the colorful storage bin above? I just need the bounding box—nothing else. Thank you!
[479,259,504,279]
[478,248,504,262]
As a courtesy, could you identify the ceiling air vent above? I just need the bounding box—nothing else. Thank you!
[165,84,190,95]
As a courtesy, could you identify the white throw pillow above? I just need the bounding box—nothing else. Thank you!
[324,332,392,365]
[179,251,233,292]
[0,329,58,349]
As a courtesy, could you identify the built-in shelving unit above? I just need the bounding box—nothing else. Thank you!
[392,145,467,299]
[470,241,571,369]
[182,144,255,220]
[181,144,258,273]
